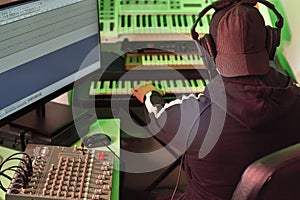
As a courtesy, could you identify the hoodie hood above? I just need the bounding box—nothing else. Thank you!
[205,68,298,129]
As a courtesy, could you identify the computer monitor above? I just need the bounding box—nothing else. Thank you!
[0,0,101,147]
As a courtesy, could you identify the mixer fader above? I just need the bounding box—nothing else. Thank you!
[5,144,115,200]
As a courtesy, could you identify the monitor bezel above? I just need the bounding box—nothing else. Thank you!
[0,0,101,127]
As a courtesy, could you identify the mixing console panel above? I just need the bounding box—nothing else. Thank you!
[5,144,115,200]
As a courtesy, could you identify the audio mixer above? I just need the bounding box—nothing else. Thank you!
[5,144,115,200]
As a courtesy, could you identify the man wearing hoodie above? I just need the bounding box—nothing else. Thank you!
[132,0,300,199]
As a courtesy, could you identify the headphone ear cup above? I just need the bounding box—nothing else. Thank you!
[200,34,217,59]
[266,25,280,60]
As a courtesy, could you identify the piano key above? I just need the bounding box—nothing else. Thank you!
[171,15,177,27]
[127,15,132,28]
[101,9,217,43]
[184,80,193,93]
[167,80,175,93]
[160,80,169,93]
[109,80,117,94]
[187,15,197,30]
[173,80,180,94]
[121,15,125,28]
[162,15,168,28]
[177,15,183,27]
[156,15,161,27]
[176,80,186,93]
[125,54,142,68]
[183,15,188,27]
[195,79,206,92]
[111,80,117,94]
[132,80,138,89]
[89,79,207,96]
[108,80,113,89]
[197,15,210,34]
[176,15,185,33]
[117,13,211,38]
[125,53,204,69]
[125,80,132,94]
[177,55,185,65]
[89,81,101,95]
[89,79,208,96]
[102,81,110,95]
[122,15,129,33]
[136,15,141,27]
[116,80,123,94]
[106,80,111,91]
[188,79,198,93]
[148,15,152,27]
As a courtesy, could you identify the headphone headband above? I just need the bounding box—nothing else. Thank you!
[191,0,283,40]
[259,0,283,28]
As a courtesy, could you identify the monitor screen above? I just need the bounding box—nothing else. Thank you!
[0,0,101,125]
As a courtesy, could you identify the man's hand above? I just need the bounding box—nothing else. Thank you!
[132,83,165,103]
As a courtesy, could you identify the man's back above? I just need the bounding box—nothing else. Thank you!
[132,1,299,199]
[183,68,300,199]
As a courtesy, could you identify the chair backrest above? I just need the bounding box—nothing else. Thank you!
[232,143,300,200]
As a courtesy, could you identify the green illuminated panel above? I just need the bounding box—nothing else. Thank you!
[98,0,217,42]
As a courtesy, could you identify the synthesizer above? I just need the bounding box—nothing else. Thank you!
[124,52,205,70]
[89,79,207,96]
[98,0,272,43]
[5,144,115,200]
[99,0,215,42]
[95,0,273,74]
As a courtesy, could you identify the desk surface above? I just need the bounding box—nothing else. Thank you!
[0,118,120,200]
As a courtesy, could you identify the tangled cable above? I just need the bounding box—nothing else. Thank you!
[0,152,32,192]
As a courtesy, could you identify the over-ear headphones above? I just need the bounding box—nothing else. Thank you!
[191,0,283,60]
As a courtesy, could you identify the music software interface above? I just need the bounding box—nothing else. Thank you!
[0,0,101,120]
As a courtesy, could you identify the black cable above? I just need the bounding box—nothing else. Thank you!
[0,167,26,192]
[0,155,3,164]
[0,152,32,169]
[0,152,32,174]
[9,165,28,183]
[1,157,29,170]
[0,165,28,184]
[0,152,32,193]
[0,172,11,192]
[0,178,13,193]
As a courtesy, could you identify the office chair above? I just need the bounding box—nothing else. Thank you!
[231,142,300,200]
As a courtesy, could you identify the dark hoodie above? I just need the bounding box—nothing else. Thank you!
[144,68,300,200]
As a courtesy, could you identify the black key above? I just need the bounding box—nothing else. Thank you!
[163,15,167,27]
[137,15,140,27]
[157,15,161,27]
[183,15,188,27]
[177,15,182,27]
[121,15,125,27]
[148,15,152,27]
[194,79,199,87]
[128,15,131,27]
[100,81,105,89]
